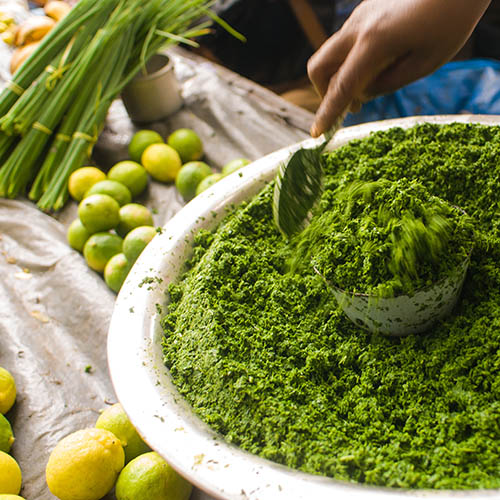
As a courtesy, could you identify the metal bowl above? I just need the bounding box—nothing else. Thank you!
[108,115,500,500]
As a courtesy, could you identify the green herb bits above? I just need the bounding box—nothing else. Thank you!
[162,123,500,489]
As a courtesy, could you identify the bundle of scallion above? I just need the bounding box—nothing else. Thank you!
[0,0,242,211]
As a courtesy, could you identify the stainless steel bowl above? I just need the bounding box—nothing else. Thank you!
[108,115,500,500]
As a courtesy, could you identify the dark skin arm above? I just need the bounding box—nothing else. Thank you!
[307,0,492,137]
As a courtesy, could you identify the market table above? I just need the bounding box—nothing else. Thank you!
[0,3,314,498]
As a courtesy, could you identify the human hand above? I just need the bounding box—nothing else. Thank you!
[307,0,491,137]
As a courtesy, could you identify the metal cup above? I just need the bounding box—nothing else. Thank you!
[325,256,470,336]
[121,53,183,123]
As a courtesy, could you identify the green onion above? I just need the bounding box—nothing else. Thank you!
[0,0,237,211]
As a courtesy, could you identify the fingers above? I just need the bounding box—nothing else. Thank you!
[310,40,393,137]
[307,30,355,98]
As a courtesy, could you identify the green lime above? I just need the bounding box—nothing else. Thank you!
[0,367,16,415]
[175,161,212,201]
[83,233,123,273]
[95,403,150,463]
[167,128,203,163]
[46,428,124,500]
[85,180,132,207]
[78,194,120,234]
[0,451,21,495]
[115,452,192,500]
[108,161,149,198]
[123,226,157,263]
[116,204,154,238]
[195,173,222,196]
[221,158,250,177]
[68,167,106,202]
[67,219,91,253]
[129,130,164,163]
[141,144,182,183]
[0,414,14,453]
[103,254,132,294]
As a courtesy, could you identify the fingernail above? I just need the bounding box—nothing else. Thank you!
[310,124,319,138]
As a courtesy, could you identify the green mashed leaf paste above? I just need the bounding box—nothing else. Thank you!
[161,123,500,489]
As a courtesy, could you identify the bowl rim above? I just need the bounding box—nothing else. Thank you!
[108,114,500,500]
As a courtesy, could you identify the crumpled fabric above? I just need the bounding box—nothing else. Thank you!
[345,59,500,126]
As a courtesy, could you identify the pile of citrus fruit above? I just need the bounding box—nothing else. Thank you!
[45,403,192,500]
[67,161,156,294]
[133,128,250,200]
[67,127,251,293]
[0,366,24,499]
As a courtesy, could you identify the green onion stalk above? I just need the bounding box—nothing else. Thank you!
[0,16,129,197]
[0,0,243,211]
[0,7,115,137]
[0,0,115,116]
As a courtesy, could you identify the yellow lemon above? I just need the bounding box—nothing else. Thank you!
[103,254,131,294]
[221,158,250,177]
[175,161,212,201]
[123,226,157,264]
[141,144,181,183]
[68,167,106,202]
[0,367,15,414]
[0,451,21,495]
[67,219,91,253]
[46,428,124,500]
[115,452,192,500]
[128,129,164,163]
[95,403,150,463]
[116,203,154,237]
[195,173,222,196]
[83,232,123,273]
[0,415,14,453]
[0,495,25,499]
[108,161,149,198]
[167,128,203,163]
[85,180,132,207]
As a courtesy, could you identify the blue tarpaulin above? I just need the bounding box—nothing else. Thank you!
[345,59,500,125]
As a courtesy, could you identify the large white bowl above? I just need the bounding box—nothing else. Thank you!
[108,115,500,500]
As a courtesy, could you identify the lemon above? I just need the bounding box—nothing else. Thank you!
[78,194,120,234]
[195,173,222,196]
[123,226,157,263]
[46,428,124,500]
[115,452,192,500]
[221,158,250,177]
[83,233,123,273]
[0,367,15,415]
[95,403,150,463]
[85,180,132,207]
[175,161,212,201]
[108,161,149,198]
[0,415,14,453]
[0,451,21,495]
[167,128,203,163]
[67,219,91,253]
[68,167,106,202]
[128,130,164,163]
[141,144,181,183]
[0,495,25,499]
[103,254,131,294]
[116,203,154,237]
